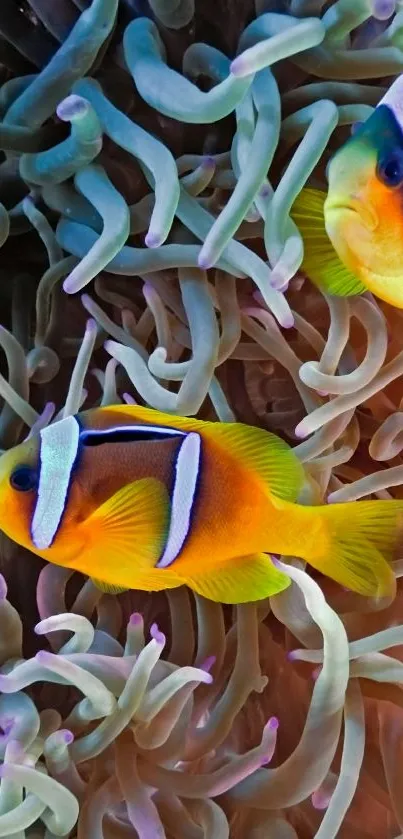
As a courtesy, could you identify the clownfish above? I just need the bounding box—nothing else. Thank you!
[290,74,403,308]
[0,404,401,603]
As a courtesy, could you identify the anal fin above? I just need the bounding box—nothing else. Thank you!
[91,578,128,595]
[182,553,291,604]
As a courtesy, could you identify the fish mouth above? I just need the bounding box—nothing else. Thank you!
[325,198,378,231]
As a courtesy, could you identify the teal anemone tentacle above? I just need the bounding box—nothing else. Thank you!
[62,164,131,295]
[42,182,103,232]
[105,268,219,416]
[0,122,51,154]
[148,0,194,30]
[19,95,102,186]
[81,293,148,361]
[4,0,119,129]
[282,81,386,110]
[182,43,231,83]
[198,69,281,269]
[238,11,324,53]
[63,319,98,418]
[23,196,63,266]
[294,44,403,79]
[35,256,78,348]
[280,102,373,148]
[56,220,246,279]
[176,188,294,329]
[175,267,220,415]
[128,160,215,237]
[177,152,230,174]
[0,75,37,118]
[232,15,325,77]
[73,77,179,248]
[238,9,403,79]
[321,0,389,44]
[45,163,210,239]
[8,201,35,236]
[232,87,255,177]
[123,17,254,124]
[182,43,271,257]
[0,325,31,448]
[148,270,241,384]
[231,87,271,220]
[264,99,339,288]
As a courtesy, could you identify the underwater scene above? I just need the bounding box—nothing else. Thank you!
[1,0,403,836]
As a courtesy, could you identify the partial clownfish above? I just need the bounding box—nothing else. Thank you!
[0,404,401,602]
[290,75,403,308]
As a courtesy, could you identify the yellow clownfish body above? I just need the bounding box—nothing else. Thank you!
[291,91,403,308]
[0,404,401,602]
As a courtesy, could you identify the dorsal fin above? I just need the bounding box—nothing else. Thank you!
[202,422,305,502]
[95,404,198,430]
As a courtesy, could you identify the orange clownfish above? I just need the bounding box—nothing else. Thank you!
[0,404,401,602]
[290,75,403,308]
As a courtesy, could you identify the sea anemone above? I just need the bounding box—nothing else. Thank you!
[1,0,403,836]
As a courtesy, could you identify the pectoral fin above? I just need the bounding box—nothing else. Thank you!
[78,478,170,588]
[182,553,291,604]
[290,187,366,297]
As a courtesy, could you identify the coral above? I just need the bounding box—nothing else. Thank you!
[0,0,403,835]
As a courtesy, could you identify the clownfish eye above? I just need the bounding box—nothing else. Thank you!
[10,465,38,492]
[377,152,403,188]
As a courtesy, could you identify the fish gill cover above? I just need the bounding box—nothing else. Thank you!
[0,0,402,836]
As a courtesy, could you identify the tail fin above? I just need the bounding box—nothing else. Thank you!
[306,500,403,598]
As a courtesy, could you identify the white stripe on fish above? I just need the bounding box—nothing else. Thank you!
[31,416,80,550]
[157,431,201,568]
